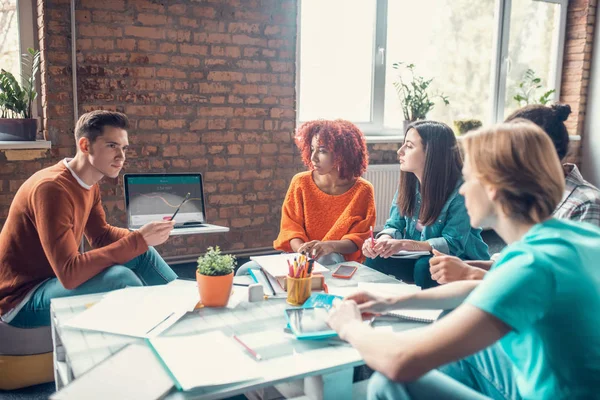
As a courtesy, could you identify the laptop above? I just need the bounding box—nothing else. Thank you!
[123,173,229,235]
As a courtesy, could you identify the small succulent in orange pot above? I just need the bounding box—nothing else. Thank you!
[196,246,235,307]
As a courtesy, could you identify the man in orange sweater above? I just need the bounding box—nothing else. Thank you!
[0,110,177,328]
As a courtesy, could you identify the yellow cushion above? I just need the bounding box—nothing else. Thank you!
[0,352,54,390]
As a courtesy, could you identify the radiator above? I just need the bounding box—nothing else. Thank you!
[362,164,400,231]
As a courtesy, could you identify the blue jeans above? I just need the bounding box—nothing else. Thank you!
[367,344,520,400]
[365,256,437,288]
[8,247,178,328]
[235,252,346,276]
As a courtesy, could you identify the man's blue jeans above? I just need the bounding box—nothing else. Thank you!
[367,344,521,400]
[7,247,178,328]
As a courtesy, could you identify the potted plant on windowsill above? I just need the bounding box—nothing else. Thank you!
[196,246,236,307]
[392,62,449,132]
[0,48,40,141]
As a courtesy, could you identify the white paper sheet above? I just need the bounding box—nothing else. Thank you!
[51,344,173,400]
[148,331,261,391]
[65,280,199,338]
[250,253,328,278]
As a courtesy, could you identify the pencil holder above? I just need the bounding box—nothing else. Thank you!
[286,276,312,306]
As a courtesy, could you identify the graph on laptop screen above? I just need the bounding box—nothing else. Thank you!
[127,175,204,228]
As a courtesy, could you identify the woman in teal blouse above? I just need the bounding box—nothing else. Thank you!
[364,121,489,288]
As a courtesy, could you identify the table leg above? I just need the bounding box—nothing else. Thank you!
[304,367,353,400]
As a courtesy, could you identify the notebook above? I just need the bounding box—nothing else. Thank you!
[284,293,342,340]
[357,283,442,323]
[123,173,229,235]
[391,250,432,259]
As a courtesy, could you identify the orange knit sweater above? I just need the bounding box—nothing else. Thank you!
[0,161,148,316]
[273,171,376,262]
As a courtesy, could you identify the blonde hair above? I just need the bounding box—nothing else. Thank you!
[462,120,565,224]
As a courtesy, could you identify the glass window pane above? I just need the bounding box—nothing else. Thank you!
[0,0,20,79]
[504,0,560,119]
[298,0,376,122]
[384,0,496,129]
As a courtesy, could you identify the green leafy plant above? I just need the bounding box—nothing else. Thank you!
[197,246,235,276]
[392,62,449,122]
[513,69,555,107]
[453,119,482,136]
[0,48,40,119]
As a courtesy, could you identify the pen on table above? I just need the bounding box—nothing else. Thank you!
[169,192,191,221]
[370,226,375,246]
[232,335,262,361]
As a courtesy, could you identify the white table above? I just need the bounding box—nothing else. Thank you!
[51,261,426,399]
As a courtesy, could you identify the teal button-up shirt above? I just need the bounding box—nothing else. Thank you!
[378,181,490,261]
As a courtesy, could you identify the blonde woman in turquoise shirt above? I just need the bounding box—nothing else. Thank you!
[328,120,600,399]
[364,121,489,288]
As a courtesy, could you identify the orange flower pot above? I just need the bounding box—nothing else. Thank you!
[196,271,234,307]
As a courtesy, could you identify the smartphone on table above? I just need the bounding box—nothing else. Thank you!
[332,264,357,279]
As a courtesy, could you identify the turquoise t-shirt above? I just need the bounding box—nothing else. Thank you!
[466,218,600,399]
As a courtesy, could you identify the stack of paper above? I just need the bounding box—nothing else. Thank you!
[65,280,199,338]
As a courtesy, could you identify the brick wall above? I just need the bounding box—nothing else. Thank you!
[0,0,596,261]
[561,0,597,164]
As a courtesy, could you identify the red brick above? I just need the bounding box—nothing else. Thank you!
[78,25,122,37]
[208,119,227,130]
[158,119,187,130]
[137,13,168,25]
[190,119,208,131]
[138,40,158,51]
[168,4,187,15]
[124,26,166,39]
[167,30,192,43]
[179,145,207,156]
[228,22,261,34]
[116,38,136,51]
[138,119,157,130]
[156,68,187,79]
[81,0,125,10]
[179,17,199,28]
[159,42,178,53]
[232,35,267,46]
[237,60,267,70]
[180,44,209,55]
[162,145,178,157]
[171,56,201,67]
[192,6,217,18]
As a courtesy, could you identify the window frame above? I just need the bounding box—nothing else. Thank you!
[296,0,569,136]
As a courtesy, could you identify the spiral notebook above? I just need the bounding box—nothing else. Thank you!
[385,309,443,323]
[357,283,442,323]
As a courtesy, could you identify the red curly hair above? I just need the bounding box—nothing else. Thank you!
[294,119,368,179]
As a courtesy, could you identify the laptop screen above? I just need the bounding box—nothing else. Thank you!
[124,173,205,229]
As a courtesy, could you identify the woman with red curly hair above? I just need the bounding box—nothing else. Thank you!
[236,119,376,275]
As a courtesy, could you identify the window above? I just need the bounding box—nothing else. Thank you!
[297,0,568,135]
[0,0,36,90]
[0,0,20,78]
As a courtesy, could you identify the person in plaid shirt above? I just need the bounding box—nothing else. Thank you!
[428,103,600,285]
